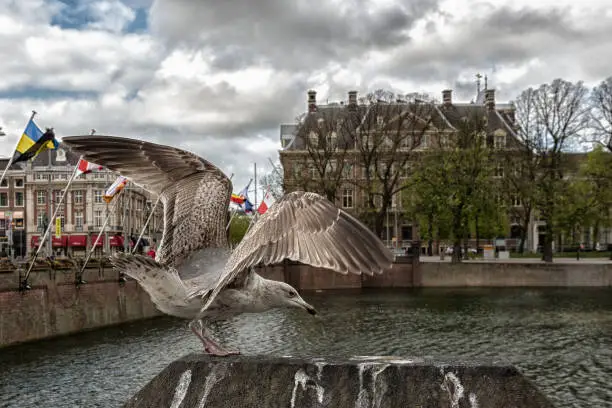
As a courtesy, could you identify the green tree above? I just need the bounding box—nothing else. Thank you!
[228,214,251,247]
[414,114,496,262]
[404,159,451,255]
[558,146,612,247]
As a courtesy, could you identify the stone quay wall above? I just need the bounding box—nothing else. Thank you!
[418,261,612,287]
[259,258,612,289]
[256,256,418,291]
[0,261,160,348]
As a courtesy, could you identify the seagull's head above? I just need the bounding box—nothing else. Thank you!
[269,281,317,316]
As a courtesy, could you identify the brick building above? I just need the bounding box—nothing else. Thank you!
[278,86,557,252]
[0,146,163,260]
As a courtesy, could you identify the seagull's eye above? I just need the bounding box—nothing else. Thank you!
[288,291,297,298]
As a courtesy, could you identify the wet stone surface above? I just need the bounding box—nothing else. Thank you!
[124,354,555,408]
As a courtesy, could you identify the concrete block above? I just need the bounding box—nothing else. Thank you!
[124,354,555,408]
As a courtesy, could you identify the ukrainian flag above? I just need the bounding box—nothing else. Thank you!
[13,119,59,164]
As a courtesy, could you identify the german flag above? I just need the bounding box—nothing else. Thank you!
[12,119,59,164]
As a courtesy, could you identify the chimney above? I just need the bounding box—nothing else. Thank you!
[484,89,495,111]
[348,90,358,110]
[442,89,452,106]
[307,90,317,113]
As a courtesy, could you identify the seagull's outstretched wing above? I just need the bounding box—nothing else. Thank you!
[195,191,394,309]
[61,135,232,269]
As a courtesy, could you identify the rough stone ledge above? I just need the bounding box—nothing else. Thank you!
[123,354,555,408]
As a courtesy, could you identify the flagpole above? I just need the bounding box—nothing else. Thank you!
[76,190,123,284]
[0,110,37,188]
[20,155,81,290]
[131,194,161,255]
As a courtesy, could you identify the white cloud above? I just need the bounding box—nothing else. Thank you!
[1,0,612,194]
[87,0,136,33]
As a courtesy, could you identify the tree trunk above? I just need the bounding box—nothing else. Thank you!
[451,208,463,263]
[427,213,434,256]
[542,222,554,263]
[475,214,480,256]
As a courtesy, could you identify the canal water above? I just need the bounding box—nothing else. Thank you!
[1,288,611,408]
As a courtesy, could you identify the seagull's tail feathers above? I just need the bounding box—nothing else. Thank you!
[111,252,192,317]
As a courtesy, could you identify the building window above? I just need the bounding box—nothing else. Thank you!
[0,179,7,187]
[420,134,430,148]
[14,178,24,188]
[494,164,504,178]
[292,164,302,179]
[35,173,48,181]
[74,190,83,204]
[392,192,401,208]
[37,212,46,231]
[342,189,354,209]
[75,211,84,229]
[308,131,319,149]
[309,166,318,179]
[14,192,24,207]
[0,192,7,207]
[510,194,521,207]
[494,135,506,149]
[326,132,337,150]
[342,163,353,178]
[14,218,23,228]
[37,191,46,205]
[94,190,103,203]
[94,210,103,227]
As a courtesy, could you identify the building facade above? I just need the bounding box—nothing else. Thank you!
[0,146,163,260]
[279,87,612,253]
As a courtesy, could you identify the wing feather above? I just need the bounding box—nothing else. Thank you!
[61,135,231,268]
[197,191,394,309]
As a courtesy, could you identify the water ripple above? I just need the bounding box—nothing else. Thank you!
[0,288,611,408]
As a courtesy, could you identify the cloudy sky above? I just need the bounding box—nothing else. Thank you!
[0,0,611,200]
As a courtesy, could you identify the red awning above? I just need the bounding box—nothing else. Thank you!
[52,236,67,247]
[31,236,40,247]
[68,235,87,247]
[110,235,124,247]
[91,234,105,247]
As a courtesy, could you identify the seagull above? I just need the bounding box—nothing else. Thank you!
[62,136,394,356]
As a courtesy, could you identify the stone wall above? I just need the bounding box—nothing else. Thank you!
[256,256,417,290]
[0,262,160,348]
[419,261,612,287]
[124,354,555,408]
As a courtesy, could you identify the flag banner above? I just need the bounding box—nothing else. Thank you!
[103,176,128,203]
[13,120,59,164]
[55,217,61,238]
[257,188,276,215]
[76,158,103,176]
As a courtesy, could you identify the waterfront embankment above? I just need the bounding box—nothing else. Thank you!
[2,255,611,348]
[0,259,160,348]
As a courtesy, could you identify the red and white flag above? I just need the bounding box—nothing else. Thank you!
[76,158,103,176]
[257,187,276,215]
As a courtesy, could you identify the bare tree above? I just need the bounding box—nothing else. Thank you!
[590,77,612,152]
[289,109,356,202]
[513,79,590,262]
[259,161,284,200]
[353,90,436,237]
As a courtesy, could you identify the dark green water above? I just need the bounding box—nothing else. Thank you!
[0,288,611,408]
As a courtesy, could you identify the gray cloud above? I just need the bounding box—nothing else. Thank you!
[377,5,612,99]
[148,0,440,71]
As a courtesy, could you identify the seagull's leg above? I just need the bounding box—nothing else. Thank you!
[188,320,240,356]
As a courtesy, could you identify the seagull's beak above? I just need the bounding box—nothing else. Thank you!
[294,298,317,315]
